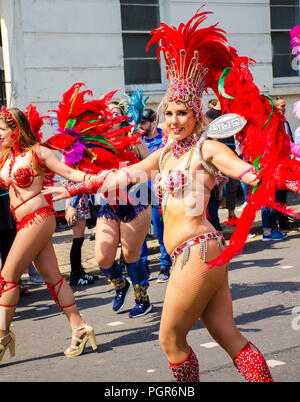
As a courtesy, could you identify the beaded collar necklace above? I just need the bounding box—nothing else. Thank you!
[171,136,197,158]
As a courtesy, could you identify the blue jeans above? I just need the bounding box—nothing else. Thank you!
[140,206,171,271]
[240,180,249,202]
[207,191,221,230]
[261,207,277,230]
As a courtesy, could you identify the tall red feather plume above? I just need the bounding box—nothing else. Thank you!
[146,6,238,115]
[24,104,51,142]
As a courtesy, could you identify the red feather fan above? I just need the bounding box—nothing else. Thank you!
[45,83,139,172]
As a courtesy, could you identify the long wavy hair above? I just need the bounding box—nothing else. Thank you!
[0,107,44,173]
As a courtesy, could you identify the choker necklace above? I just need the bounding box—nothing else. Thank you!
[171,136,197,158]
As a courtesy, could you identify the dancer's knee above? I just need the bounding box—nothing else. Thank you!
[159,329,183,355]
[95,251,115,268]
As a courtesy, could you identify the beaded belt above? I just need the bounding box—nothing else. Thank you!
[170,231,226,269]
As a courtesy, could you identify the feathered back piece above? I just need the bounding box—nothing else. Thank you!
[208,56,300,268]
[24,104,51,143]
[123,89,149,130]
[45,83,140,173]
[146,6,238,117]
[290,24,300,59]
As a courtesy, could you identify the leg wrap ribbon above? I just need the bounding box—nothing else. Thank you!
[46,277,76,311]
[233,342,274,382]
[169,346,200,382]
[0,273,19,330]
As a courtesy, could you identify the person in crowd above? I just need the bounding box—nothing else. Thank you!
[65,194,97,285]
[274,96,293,231]
[138,108,172,283]
[95,101,153,318]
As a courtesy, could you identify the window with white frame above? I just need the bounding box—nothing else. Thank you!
[270,0,300,82]
[120,0,162,87]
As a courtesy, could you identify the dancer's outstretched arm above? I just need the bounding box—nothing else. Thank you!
[36,145,88,183]
[42,147,161,201]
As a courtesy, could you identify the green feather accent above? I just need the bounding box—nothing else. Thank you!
[261,95,274,130]
[218,68,235,99]
[252,155,262,194]
[82,134,117,153]
[66,118,77,130]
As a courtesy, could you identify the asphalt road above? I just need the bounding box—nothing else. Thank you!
[1,226,300,384]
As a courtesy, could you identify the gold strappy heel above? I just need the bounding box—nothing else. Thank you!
[64,324,97,358]
[0,331,15,361]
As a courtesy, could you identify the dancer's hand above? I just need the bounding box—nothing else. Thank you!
[42,186,70,201]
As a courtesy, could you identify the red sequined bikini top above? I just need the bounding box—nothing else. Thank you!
[0,150,43,191]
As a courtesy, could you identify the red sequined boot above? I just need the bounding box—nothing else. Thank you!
[233,342,274,382]
[169,347,200,382]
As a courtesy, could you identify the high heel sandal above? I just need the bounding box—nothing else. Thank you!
[64,324,97,358]
[0,331,15,361]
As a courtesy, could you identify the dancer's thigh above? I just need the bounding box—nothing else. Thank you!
[200,270,247,358]
[160,239,227,339]
[1,214,56,282]
[95,217,120,267]
[33,239,62,284]
[120,206,151,262]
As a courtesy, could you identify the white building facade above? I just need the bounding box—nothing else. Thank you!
[0,0,300,134]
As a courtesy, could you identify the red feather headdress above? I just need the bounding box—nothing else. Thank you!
[146,7,238,117]
[45,83,140,173]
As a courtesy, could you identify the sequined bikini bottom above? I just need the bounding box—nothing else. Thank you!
[170,231,226,269]
[15,206,55,231]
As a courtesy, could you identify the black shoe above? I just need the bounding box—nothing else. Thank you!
[70,274,94,286]
[84,273,99,281]
[279,223,292,231]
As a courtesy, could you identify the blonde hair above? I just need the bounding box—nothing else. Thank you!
[0,107,45,174]
[157,94,208,139]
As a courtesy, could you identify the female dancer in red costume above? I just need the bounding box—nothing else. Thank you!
[0,107,97,361]
[44,10,300,382]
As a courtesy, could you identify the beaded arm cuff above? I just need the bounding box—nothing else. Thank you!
[65,171,111,197]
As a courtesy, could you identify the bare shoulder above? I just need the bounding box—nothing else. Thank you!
[35,144,54,160]
[201,139,233,158]
[200,139,222,161]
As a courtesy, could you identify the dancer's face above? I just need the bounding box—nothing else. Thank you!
[108,104,123,130]
[0,120,14,149]
[164,101,197,141]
